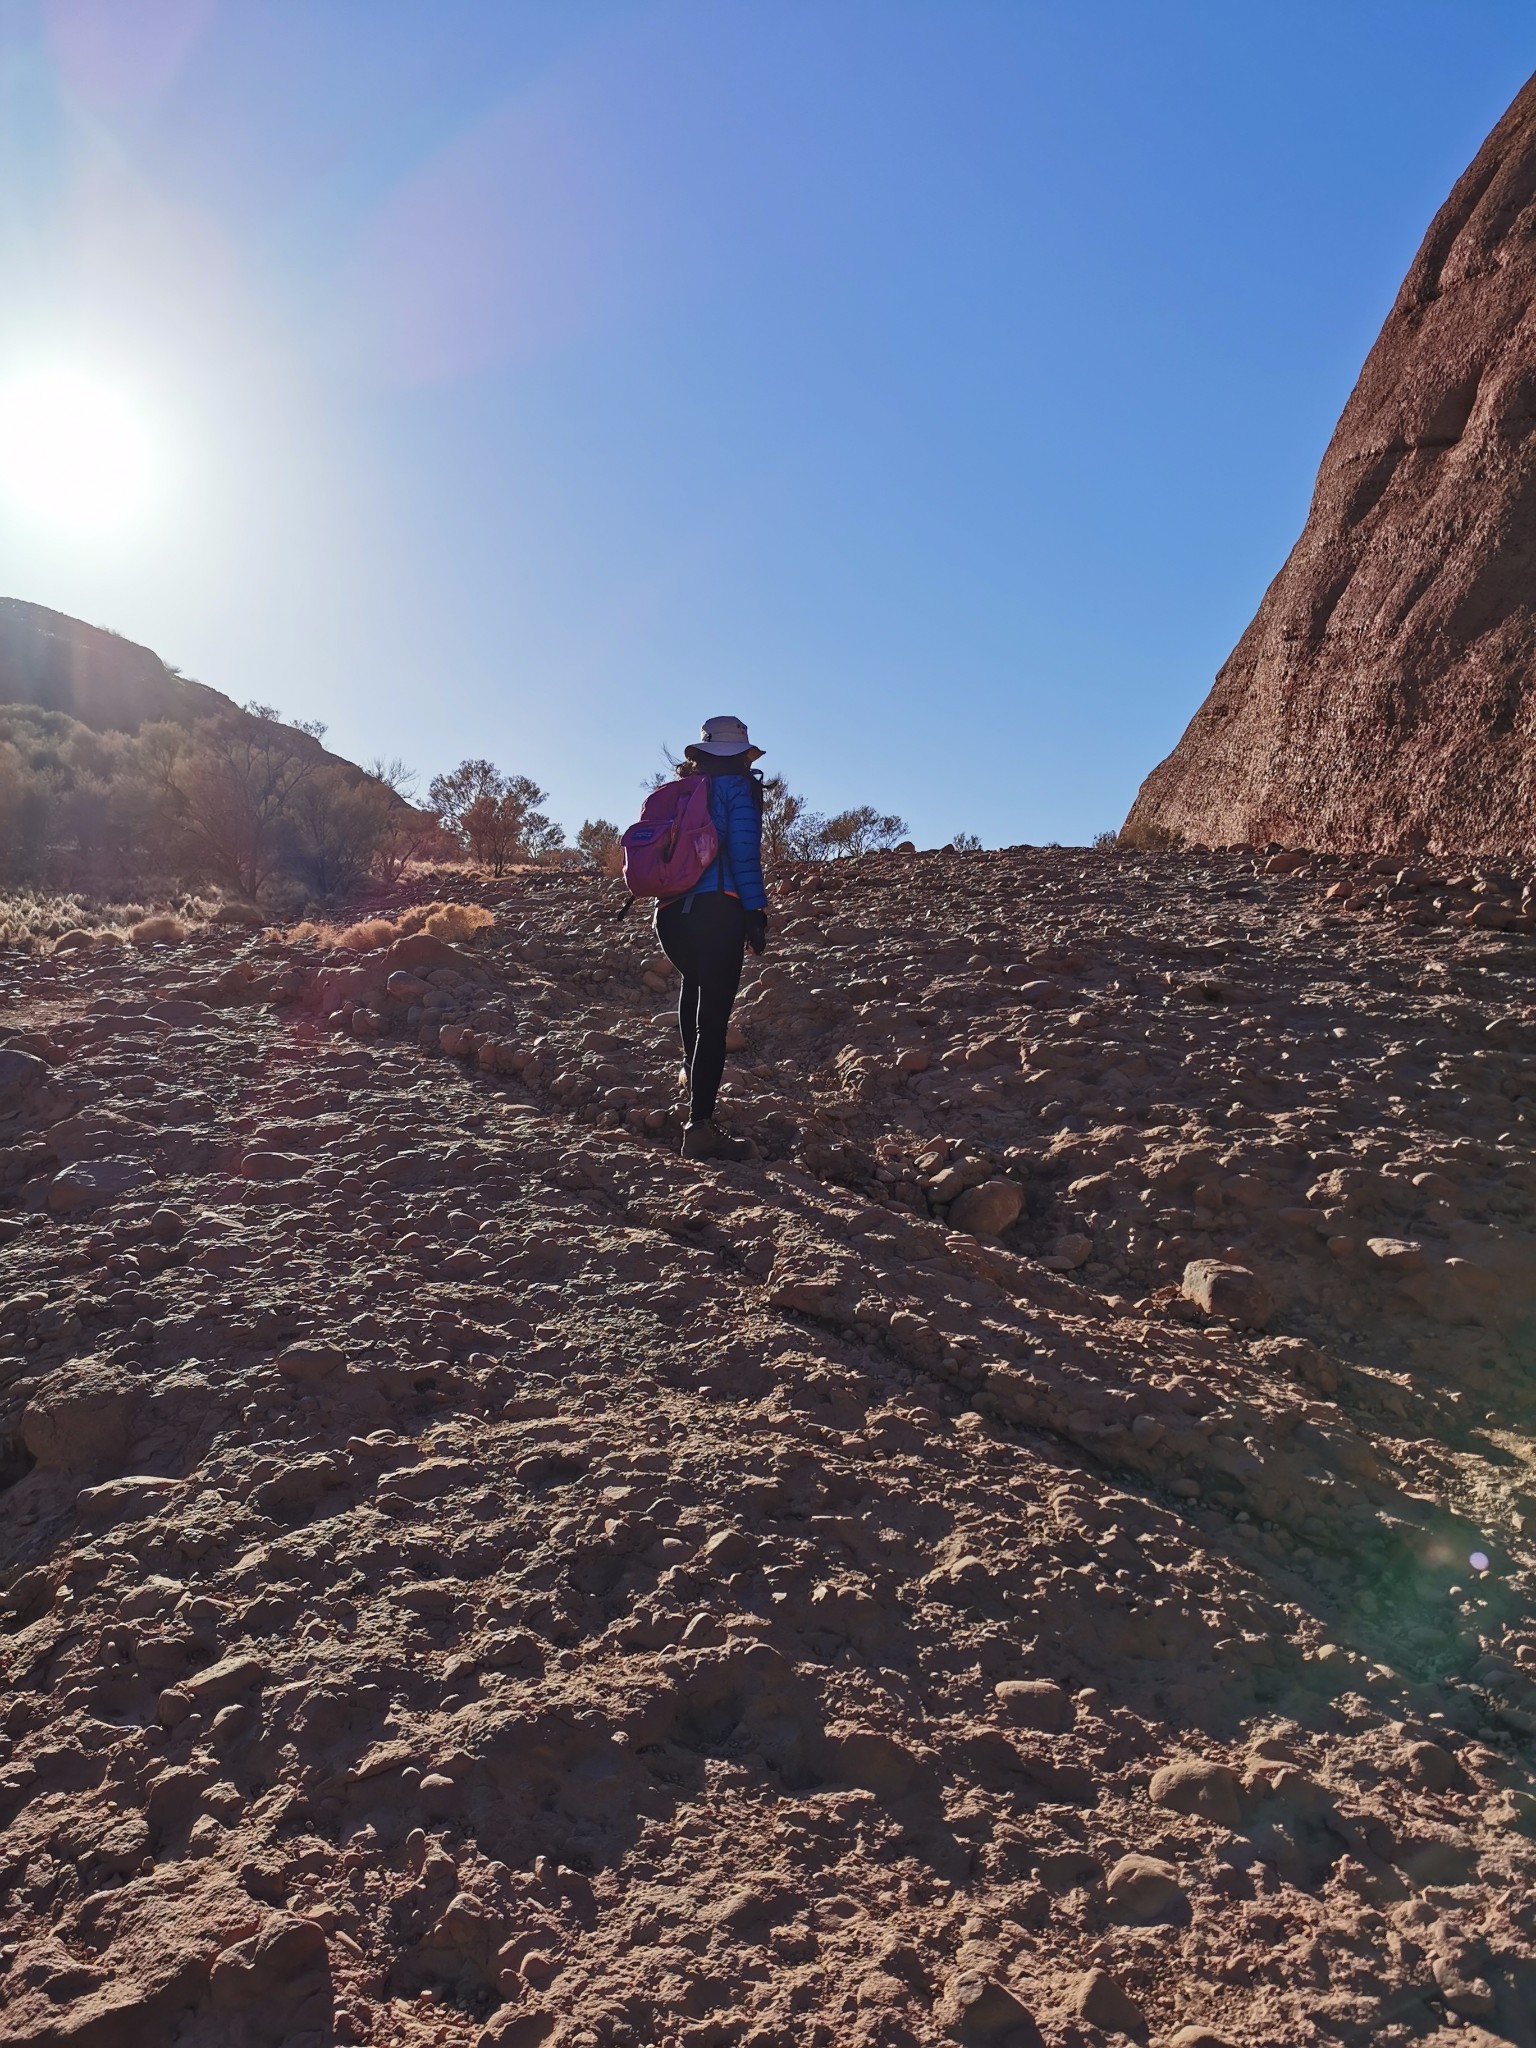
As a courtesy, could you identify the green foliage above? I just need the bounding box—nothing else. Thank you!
[427,760,566,875]
[0,700,423,901]
[755,775,909,865]
[577,818,623,876]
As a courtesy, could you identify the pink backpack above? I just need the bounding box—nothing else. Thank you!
[620,775,718,900]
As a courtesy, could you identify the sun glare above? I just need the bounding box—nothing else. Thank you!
[0,368,157,532]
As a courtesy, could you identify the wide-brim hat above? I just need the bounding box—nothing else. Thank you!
[684,713,764,762]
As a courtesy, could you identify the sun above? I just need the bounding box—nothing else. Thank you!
[0,368,157,532]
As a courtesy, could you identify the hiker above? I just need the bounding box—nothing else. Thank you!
[655,715,768,1160]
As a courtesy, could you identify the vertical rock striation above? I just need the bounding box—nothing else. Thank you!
[1126,72,1536,854]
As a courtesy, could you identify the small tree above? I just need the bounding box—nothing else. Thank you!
[366,756,419,801]
[171,710,325,898]
[440,767,565,875]
[760,774,827,864]
[460,790,520,875]
[819,804,910,858]
[577,818,623,876]
[285,765,410,896]
[427,758,503,841]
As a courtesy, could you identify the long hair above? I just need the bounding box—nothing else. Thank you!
[688,749,765,813]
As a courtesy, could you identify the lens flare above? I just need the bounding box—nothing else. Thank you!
[0,368,156,531]
[1470,1551,1490,1573]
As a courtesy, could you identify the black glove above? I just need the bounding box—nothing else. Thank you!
[745,908,768,956]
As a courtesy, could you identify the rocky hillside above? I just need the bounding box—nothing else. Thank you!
[1125,71,1536,857]
[3,843,1536,2046]
[0,601,244,735]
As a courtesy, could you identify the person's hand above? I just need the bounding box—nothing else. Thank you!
[745,908,768,956]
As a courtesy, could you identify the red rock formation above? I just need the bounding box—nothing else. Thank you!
[1126,72,1536,854]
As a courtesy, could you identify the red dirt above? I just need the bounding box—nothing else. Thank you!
[3,844,1536,2046]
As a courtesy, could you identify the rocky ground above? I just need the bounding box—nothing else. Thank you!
[2,841,1536,2048]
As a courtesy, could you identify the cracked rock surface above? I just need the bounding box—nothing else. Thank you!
[3,842,1536,2047]
[1126,72,1536,857]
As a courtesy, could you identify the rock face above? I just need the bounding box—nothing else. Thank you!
[1126,73,1536,855]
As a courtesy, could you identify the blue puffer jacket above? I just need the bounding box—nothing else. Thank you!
[693,772,767,909]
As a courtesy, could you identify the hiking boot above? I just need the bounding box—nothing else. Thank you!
[681,1119,749,1161]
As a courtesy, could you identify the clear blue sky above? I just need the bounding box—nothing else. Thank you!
[0,1,1531,848]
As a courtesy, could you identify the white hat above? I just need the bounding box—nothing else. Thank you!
[685,713,763,760]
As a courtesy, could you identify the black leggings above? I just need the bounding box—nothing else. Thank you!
[655,892,746,1122]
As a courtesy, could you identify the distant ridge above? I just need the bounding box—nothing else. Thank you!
[1125,72,1536,855]
[0,597,242,733]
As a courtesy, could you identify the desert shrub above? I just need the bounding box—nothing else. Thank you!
[0,890,185,950]
[0,695,429,904]
[948,831,982,852]
[1118,819,1186,851]
[210,899,265,927]
[1092,829,1122,851]
[0,708,180,883]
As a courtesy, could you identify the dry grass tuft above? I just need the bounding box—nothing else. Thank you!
[336,916,399,951]
[290,901,495,952]
[421,902,495,940]
[129,913,191,947]
[340,901,495,948]
[1,891,170,950]
[1,888,218,952]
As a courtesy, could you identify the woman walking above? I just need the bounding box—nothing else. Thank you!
[656,715,768,1160]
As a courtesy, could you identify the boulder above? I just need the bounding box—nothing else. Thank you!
[1073,1967,1144,2033]
[46,1156,150,1213]
[22,1362,141,1470]
[1366,1235,1426,1273]
[1180,1259,1274,1328]
[1149,1758,1244,1828]
[949,1178,1024,1238]
[934,1970,1042,2042]
[994,1679,1073,1732]
[1106,1851,1185,1920]
[0,1046,50,1115]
